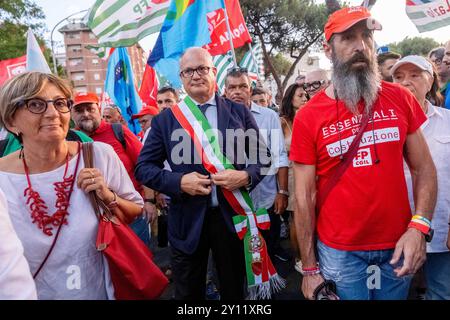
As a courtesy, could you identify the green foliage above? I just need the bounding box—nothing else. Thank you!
[0,0,45,60]
[388,37,441,57]
[0,21,28,60]
[270,53,291,76]
[0,1,65,75]
[240,0,330,99]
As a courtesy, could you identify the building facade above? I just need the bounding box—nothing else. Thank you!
[59,21,146,95]
[59,22,107,94]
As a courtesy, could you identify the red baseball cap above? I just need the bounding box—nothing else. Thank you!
[73,92,99,107]
[324,6,382,42]
[131,106,159,119]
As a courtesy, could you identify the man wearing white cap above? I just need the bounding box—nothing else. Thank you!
[392,55,450,300]
[290,6,437,300]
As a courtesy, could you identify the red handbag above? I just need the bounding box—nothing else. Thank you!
[82,142,168,300]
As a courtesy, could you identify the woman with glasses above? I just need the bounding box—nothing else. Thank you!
[0,72,143,299]
[279,83,309,274]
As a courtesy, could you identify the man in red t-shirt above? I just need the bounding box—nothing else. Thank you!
[71,92,157,244]
[290,7,437,300]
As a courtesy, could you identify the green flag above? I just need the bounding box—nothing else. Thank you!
[88,0,170,47]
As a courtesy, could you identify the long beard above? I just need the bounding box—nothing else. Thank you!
[331,51,381,114]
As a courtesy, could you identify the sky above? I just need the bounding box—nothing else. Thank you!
[37,0,450,55]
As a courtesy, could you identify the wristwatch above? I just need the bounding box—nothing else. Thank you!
[408,221,434,242]
[144,198,156,204]
[278,189,289,196]
[424,228,434,243]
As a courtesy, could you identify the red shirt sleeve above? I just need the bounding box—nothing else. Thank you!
[123,126,143,166]
[289,108,317,165]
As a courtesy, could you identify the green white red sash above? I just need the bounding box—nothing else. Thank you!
[171,96,284,299]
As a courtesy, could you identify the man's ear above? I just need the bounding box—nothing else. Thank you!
[323,41,332,60]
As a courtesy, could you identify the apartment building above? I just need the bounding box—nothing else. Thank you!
[59,21,146,95]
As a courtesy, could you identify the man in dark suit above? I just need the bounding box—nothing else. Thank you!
[135,47,270,300]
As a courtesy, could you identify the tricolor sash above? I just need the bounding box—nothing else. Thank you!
[171,96,285,299]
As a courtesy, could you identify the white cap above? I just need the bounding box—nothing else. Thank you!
[391,55,433,76]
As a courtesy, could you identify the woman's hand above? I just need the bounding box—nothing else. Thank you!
[77,168,114,203]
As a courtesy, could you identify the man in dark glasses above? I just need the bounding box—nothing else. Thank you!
[303,69,330,97]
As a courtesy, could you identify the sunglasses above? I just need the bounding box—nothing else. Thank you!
[226,67,248,74]
[303,80,326,92]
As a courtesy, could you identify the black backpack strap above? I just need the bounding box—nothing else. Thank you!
[111,123,126,150]
[0,138,8,157]
[66,129,82,142]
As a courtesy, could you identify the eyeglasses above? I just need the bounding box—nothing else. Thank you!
[180,66,213,78]
[19,97,72,114]
[303,80,326,92]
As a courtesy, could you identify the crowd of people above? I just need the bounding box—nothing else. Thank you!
[0,6,449,301]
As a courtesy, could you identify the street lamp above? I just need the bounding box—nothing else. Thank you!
[50,9,89,74]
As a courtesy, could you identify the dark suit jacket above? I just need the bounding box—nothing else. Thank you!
[135,94,271,254]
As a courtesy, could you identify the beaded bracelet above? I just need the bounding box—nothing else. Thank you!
[412,215,431,226]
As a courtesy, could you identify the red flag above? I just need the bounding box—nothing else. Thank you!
[139,63,159,107]
[0,55,27,86]
[204,0,252,56]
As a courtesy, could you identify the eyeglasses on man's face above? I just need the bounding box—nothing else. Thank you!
[180,65,213,78]
[19,97,73,114]
[303,80,326,92]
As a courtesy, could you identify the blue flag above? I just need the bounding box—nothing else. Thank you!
[148,0,225,88]
[105,47,142,134]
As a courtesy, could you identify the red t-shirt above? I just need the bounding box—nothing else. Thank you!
[90,121,143,191]
[289,82,427,251]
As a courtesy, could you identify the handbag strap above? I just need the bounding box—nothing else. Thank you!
[317,112,371,210]
[34,142,82,279]
[82,142,113,220]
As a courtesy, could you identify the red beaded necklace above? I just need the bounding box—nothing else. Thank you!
[22,143,81,236]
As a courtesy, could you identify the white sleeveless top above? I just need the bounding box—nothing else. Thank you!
[0,142,144,300]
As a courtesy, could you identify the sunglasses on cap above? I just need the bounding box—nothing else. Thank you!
[226,67,248,74]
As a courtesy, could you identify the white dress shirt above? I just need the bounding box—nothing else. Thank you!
[191,95,219,207]
[249,102,289,210]
[405,102,450,253]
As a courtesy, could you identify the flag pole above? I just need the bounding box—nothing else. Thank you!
[248,42,262,80]
[223,2,238,66]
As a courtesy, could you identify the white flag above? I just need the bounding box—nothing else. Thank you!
[240,42,265,82]
[213,53,235,94]
[406,0,450,32]
[26,29,51,73]
[88,0,170,47]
